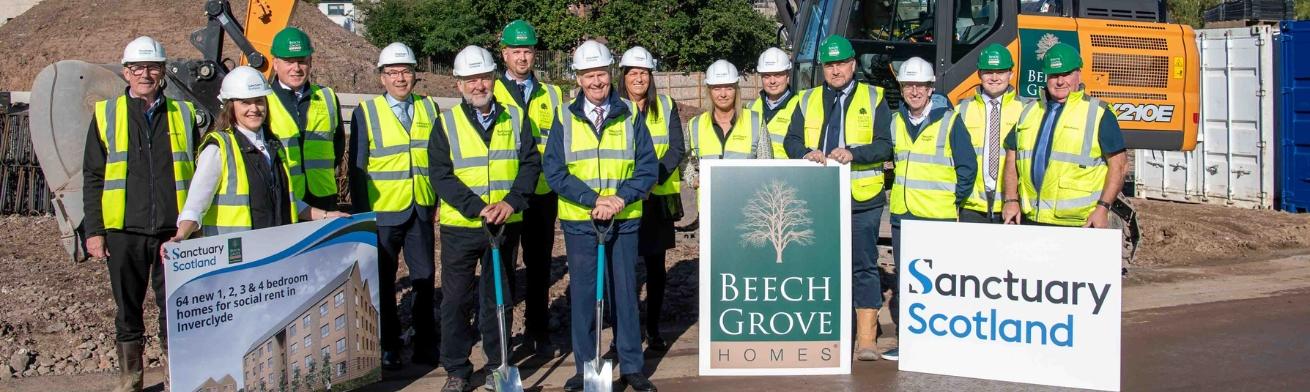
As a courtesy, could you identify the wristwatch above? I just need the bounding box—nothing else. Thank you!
[1096,200,1113,209]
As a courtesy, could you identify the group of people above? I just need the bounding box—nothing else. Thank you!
[85,18,1125,392]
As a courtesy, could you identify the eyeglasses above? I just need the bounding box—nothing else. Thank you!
[382,70,415,78]
[125,64,164,75]
[901,84,933,92]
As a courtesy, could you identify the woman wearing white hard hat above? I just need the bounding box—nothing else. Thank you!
[169,66,347,241]
[684,60,772,188]
[544,39,659,392]
[617,45,682,353]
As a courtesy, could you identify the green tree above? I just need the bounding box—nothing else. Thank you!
[590,0,775,72]
[1166,0,1223,27]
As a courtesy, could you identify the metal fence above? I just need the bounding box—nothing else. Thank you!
[0,107,54,215]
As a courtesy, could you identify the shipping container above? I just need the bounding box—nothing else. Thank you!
[1276,21,1310,213]
[1134,26,1276,209]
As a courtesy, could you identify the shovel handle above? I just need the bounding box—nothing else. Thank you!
[483,219,507,307]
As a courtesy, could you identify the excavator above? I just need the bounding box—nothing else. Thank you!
[27,0,297,260]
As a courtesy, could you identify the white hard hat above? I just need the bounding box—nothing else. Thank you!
[704,60,740,86]
[218,66,273,100]
[756,47,791,73]
[897,57,935,83]
[572,40,614,70]
[378,42,418,68]
[619,46,656,70]
[452,45,496,77]
[121,36,166,64]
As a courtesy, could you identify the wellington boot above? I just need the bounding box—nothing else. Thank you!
[113,341,144,392]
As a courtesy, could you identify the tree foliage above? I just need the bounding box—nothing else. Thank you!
[355,0,777,72]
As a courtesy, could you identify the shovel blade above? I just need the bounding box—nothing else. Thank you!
[583,358,613,392]
[491,366,524,392]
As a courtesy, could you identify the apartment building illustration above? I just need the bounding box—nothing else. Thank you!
[240,263,380,391]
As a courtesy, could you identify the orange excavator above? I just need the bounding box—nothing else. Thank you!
[27,0,297,259]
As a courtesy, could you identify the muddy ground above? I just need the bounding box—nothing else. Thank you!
[1,199,1308,379]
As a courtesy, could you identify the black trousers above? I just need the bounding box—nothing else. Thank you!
[377,214,437,356]
[959,207,1002,223]
[519,192,558,344]
[640,251,667,337]
[106,231,168,343]
[439,224,520,379]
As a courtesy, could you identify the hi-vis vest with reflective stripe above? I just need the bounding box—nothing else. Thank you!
[956,89,1030,214]
[556,106,642,221]
[493,79,563,194]
[798,83,887,202]
[629,95,681,195]
[93,95,197,230]
[359,95,438,212]
[688,109,764,159]
[267,84,340,198]
[749,93,799,158]
[436,105,525,228]
[200,130,300,236]
[1013,90,1110,226]
[889,110,961,220]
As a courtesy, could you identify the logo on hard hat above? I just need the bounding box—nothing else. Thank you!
[1050,58,1063,69]
[468,60,484,68]
[289,41,303,52]
[138,49,153,55]
[247,82,264,90]
[987,56,1000,66]
[517,31,528,40]
[827,46,839,57]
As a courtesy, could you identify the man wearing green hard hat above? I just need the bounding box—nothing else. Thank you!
[782,34,894,362]
[267,26,344,212]
[956,43,1031,223]
[1002,43,1127,228]
[490,19,566,358]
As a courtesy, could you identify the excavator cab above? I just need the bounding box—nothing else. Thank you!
[781,0,1197,151]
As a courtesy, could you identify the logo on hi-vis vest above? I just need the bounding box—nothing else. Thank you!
[1112,103,1174,123]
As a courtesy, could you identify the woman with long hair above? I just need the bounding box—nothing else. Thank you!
[619,46,684,351]
[685,60,773,189]
[170,66,346,241]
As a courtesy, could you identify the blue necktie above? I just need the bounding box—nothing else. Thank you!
[1031,103,1061,192]
[822,91,845,154]
[395,101,412,130]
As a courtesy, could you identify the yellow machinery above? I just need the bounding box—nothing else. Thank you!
[779,0,1199,151]
[27,0,296,259]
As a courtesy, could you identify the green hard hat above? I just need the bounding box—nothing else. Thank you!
[817,35,855,63]
[270,27,314,58]
[977,43,1014,70]
[501,19,538,47]
[1042,43,1082,74]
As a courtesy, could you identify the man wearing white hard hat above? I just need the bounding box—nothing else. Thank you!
[543,39,658,392]
[428,45,539,392]
[490,20,566,357]
[171,65,346,239]
[782,35,894,361]
[347,42,441,369]
[883,56,976,360]
[82,36,201,392]
[749,47,798,157]
[684,59,772,186]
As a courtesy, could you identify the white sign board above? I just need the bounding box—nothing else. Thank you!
[898,220,1121,391]
[163,214,381,392]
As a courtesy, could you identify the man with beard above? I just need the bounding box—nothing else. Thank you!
[429,45,539,392]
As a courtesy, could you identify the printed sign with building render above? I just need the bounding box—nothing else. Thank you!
[162,214,381,392]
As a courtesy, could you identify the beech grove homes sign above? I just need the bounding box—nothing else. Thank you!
[698,160,852,376]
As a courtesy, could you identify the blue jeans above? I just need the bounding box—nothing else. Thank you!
[852,207,884,309]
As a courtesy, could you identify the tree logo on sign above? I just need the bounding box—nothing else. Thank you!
[738,180,815,263]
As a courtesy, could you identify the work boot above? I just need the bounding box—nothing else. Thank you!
[855,308,881,361]
[114,341,144,392]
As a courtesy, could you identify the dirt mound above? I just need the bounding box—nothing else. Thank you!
[1133,199,1310,266]
[0,0,456,95]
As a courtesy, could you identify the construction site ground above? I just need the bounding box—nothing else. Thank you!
[0,198,1308,390]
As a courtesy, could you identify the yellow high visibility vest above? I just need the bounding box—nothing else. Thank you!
[436,104,526,228]
[956,88,1029,214]
[199,130,300,236]
[93,95,197,229]
[493,78,563,195]
[358,95,438,212]
[798,83,888,202]
[1013,90,1111,226]
[629,95,681,195]
[749,93,800,158]
[688,109,764,159]
[266,84,340,198]
[555,106,643,221]
[889,110,962,219]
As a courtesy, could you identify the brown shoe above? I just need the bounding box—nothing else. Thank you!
[114,341,144,392]
[855,309,881,361]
